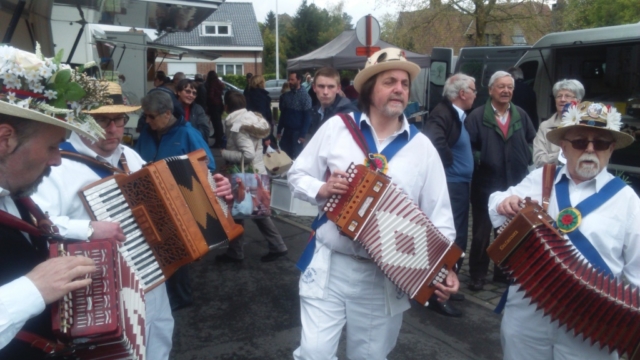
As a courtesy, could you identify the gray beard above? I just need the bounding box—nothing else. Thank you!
[14,167,51,198]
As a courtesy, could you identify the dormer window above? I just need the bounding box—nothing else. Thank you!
[201,22,232,36]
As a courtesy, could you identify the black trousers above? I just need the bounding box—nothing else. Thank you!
[165,265,192,309]
[447,181,470,272]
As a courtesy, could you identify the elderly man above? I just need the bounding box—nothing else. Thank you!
[465,70,536,291]
[0,46,100,357]
[423,73,477,317]
[33,82,223,359]
[533,79,585,167]
[277,72,312,159]
[488,102,639,359]
[308,67,358,137]
[288,48,459,360]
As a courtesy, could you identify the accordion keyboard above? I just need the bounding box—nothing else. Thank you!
[83,177,165,292]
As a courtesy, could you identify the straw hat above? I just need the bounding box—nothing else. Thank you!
[84,82,141,114]
[0,44,105,140]
[353,48,421,93]
[546,101,635,150]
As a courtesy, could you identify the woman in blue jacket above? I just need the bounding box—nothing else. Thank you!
[135,90,216,310]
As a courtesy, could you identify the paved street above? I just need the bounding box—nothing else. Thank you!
[169,215,504,360]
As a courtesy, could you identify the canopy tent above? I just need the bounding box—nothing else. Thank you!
[287,30,431,70]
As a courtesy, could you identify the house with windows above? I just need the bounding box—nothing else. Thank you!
[154,2,263,77]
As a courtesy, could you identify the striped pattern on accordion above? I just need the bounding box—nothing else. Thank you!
[80,149,243,292]
[488,201,640,360]
[324,163,462,305]
[51,238,146,360]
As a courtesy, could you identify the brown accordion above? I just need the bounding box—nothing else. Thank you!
[488,201,640,360]
[79,149,243,292]
[323,163,462,305]
[51,238,146,359]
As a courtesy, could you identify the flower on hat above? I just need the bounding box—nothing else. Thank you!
[605,106,622,131]
[560,104,584,127]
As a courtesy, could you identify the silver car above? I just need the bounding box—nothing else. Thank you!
[265,79,287,101]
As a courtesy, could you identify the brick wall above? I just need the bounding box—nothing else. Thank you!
[155,50,263,76]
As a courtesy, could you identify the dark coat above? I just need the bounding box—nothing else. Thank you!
[184,102,210,142]
[245,88,273,124]
[511,79,539,129]
[309,95,359,136]
[0,206,52,360]
[465,100,536,195]
[423,98,464,168]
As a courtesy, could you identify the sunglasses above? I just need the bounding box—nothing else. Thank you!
[564,138,614,151]
[94,115,129,128]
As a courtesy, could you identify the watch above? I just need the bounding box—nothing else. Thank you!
[87,223,94,239]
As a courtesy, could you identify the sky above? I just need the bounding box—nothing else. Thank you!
[227,0,397,26]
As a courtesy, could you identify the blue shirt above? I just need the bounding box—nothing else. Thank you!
[446,105,474,183]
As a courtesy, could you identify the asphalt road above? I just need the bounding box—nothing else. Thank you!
[169,217,503,360]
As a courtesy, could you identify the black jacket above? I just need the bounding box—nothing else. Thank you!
[0,204,53,360]
[423,98,464,168]
[465,101,536,194]
[309,95,359,136]
[511,79,539,129]
[245,88,273,124]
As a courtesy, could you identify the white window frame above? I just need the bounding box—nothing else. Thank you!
[201,22,232,37]
[216,63,244,76]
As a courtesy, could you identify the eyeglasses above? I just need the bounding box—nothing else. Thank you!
[563,138,614,151]
[181,89,197,95]
[145,112,164,120]
[556,93,576,100]
[468,87,477,94]
[94,115,129,128]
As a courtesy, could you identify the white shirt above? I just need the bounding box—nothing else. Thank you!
[451,103,466,122]
[0,188,45,350]
[488,166,640,285]
[288,112,456,256]
[33,132,146,240]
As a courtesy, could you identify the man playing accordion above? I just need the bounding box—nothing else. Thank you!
[489,102,640,360]
[288,48,460,360]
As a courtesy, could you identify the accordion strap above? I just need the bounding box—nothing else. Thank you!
[15,331,65,354]
[541,163,556,212]
[337,113,370,156]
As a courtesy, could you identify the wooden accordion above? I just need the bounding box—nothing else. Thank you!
[488,201,640,360]
[79,149,243,292]
[323,163,462,305]
[51,238,146,359]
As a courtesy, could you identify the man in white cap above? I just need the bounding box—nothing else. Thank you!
[489,102,640,359]
[288,48,459,359]
[33,82,233,359]
[0,45,102,357]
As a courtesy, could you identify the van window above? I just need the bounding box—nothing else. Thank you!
[519,60,538,87]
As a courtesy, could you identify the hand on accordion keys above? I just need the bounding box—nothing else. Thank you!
[25,256,96,305]
[317,169,350,201]
[497,195,536,218]
[90,221,126,242]
[433,271,460,303]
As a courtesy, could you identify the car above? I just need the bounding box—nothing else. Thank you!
[221,80,242,95]
[265,79,287,101]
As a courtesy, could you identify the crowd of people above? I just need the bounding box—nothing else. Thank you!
[0,41,638,360]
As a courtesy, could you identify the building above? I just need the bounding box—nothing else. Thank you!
[154,2,263,77]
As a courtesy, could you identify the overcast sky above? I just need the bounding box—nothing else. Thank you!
[227,0,396,26]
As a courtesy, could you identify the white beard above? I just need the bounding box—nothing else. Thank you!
[575,153,600,179]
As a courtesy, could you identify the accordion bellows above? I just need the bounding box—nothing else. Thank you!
[324,163,462,305]
[488,202,640,360]
[80,149,243,292]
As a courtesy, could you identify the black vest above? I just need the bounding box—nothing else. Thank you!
[0,212,54,359]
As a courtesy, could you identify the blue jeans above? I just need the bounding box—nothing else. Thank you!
[280,129,304,159]
[447,182,470,270]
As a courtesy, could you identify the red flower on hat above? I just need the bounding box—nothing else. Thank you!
[561,214,574,225]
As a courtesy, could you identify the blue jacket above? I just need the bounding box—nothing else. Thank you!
[135,118,216,172]
[277,87,312,136]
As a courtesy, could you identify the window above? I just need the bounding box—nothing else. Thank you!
[216,63,243,75]
[201,22,232,36]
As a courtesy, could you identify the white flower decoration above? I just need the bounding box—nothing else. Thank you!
[29,81,45,93]
[16,98,31,109]
[44,89,57,100]
[605,107,622,131]
[561,106,584,127]
[6,92,17,104]
[65,111,76,123]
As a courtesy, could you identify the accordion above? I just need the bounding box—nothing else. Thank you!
[488,201,640,360]
[51,238,146,360]
[324,163,462,305]
[80,149,243,292]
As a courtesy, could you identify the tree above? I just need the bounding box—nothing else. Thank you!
[265,11,276,32]
[562,0,640,30]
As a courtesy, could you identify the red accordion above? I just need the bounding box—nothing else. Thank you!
[488,201,640,360]
[51,238,146,360]
[324,163,462,305]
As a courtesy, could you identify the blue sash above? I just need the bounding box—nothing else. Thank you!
[59,142,116,179]
[555,174,626,276]
[296,112,418,272]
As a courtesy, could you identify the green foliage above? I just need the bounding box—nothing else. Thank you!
[563,0,640,30]
[264,11,277,32]
[262,27,288,76]
[263,73,277,81]
[221,74,247,89]
[48,69,86,108]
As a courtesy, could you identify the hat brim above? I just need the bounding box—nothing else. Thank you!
[353,61,421,93]
[546,124,635,150]
[0,101,100,141]
[84,104,141,114]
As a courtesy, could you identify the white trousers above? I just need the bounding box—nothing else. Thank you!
[293,252,403,360]
[145,283,174,360]
[501,285,617,360]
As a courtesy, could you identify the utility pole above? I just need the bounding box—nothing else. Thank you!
[275,0,280,80]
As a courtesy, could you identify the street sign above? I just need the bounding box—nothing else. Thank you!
[355,46,381,57]
[355,15,380,47]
